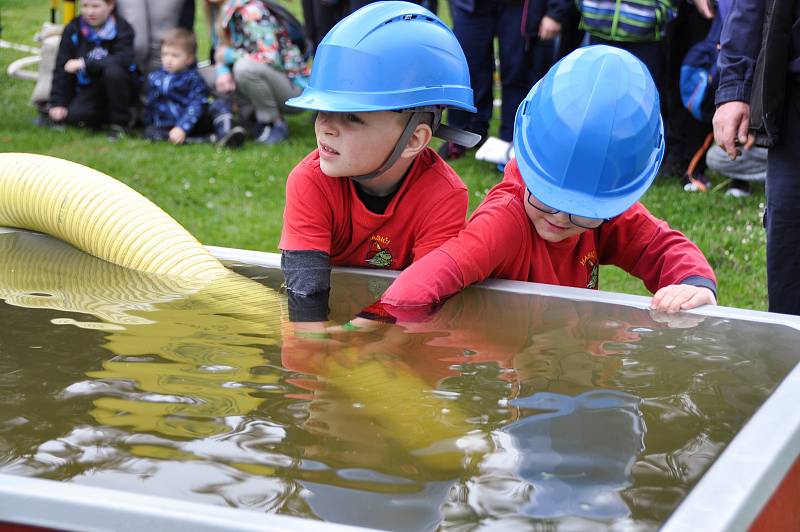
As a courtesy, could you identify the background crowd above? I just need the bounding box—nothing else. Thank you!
[38,0,767,194]
[0,0,788,313]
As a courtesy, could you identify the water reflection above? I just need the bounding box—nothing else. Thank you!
[0,232,481,529]
[0,231,284,441]
[0,233,798,530]
[503,390,644,519]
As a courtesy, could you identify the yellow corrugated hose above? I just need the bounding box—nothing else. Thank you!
[0,153,476,475]
[0,152,225,280]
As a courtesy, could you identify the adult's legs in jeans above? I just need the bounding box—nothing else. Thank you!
[765,79,800,315]
[664,4,712,176]
[497,3,554,141]
[588,37,665,118]
[447,0,495,140]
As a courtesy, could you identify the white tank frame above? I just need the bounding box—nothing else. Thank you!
[0,238,796,532]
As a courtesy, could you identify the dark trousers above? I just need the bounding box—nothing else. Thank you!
[302,0,439,50]
[765,78,800,315]
[66,61,134,128]
[664,3,712,175]
[587,36,666,122]
[447,0,554,142]
[555,5,584,60]
[302,0,349,49]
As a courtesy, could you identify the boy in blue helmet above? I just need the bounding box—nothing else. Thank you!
[347,46,716,324]
[279,1,480,324]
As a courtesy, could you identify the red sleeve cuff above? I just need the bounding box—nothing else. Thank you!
[357,300,444,324]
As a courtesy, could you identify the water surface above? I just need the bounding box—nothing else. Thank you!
[0,231,798,530]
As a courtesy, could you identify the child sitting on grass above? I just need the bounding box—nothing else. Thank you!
[349,45,716,326]
[279,2,481,325]
[48,0,137,139]
[144,28,246,148]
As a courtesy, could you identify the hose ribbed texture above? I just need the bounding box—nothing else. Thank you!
[0,154,473,466]
[0,152,285,328]
[0,153,226,280]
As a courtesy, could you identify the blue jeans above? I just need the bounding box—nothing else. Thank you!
[765,77,800,315]
[447,0,555,142]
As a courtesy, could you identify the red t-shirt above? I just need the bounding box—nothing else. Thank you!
[375,158,716,308]
[280,147,468,270]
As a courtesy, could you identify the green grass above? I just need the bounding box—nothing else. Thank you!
[0,2,768,310]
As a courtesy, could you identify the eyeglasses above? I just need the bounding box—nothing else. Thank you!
[526,190,606,229]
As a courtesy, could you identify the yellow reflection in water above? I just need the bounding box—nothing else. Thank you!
[0,231,283,439]
[0,231,475,478]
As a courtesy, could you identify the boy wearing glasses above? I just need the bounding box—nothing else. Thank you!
[352,46,716,322]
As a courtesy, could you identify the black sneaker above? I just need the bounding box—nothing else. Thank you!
[725,179,752,198]
[255,120,289,145]
[216,125,246,148]
[107,124,128,142]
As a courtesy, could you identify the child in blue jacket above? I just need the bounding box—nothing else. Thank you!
[144,28,245,147]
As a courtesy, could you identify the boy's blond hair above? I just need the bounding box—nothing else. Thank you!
[161,28,197,57]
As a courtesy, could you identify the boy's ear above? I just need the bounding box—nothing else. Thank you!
[401,123,433,159]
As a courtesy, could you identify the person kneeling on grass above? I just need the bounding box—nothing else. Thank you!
[347,45,717,327]
[144,28,246,148]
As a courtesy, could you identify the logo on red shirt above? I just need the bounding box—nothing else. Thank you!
[365,236,393,268]
[580,251,599,289]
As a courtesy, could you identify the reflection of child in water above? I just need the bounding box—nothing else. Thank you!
[284,271,713,525]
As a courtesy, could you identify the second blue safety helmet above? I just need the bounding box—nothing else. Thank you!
[286,1,480,179]
[513,45,665,221]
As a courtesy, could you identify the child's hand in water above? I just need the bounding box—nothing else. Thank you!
[650,284,716,313]
[327,317,384,335]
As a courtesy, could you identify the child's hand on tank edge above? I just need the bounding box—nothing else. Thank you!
[650,284,716,313]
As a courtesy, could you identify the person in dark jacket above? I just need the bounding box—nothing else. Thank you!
[144,28,246,147]
[713,0,800,314]
[437,0,566,160]
[48,0,137,137]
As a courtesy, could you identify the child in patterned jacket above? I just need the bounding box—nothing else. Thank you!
[144,28,245,147]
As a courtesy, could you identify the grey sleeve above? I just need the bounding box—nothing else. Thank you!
[281,250,332,322]
[680,275,717,298]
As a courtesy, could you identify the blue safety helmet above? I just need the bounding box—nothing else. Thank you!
[513,45,665,221]
[287,1,475,114]
[287,1,479,180]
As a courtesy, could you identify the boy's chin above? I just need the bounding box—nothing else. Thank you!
[533,222,582,243]
[319,161,344,178]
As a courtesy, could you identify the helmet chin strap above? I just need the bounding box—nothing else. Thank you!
[349,110,431,182]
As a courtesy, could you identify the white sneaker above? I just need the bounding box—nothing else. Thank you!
[725,187,751,198]
[475,136,514,165]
